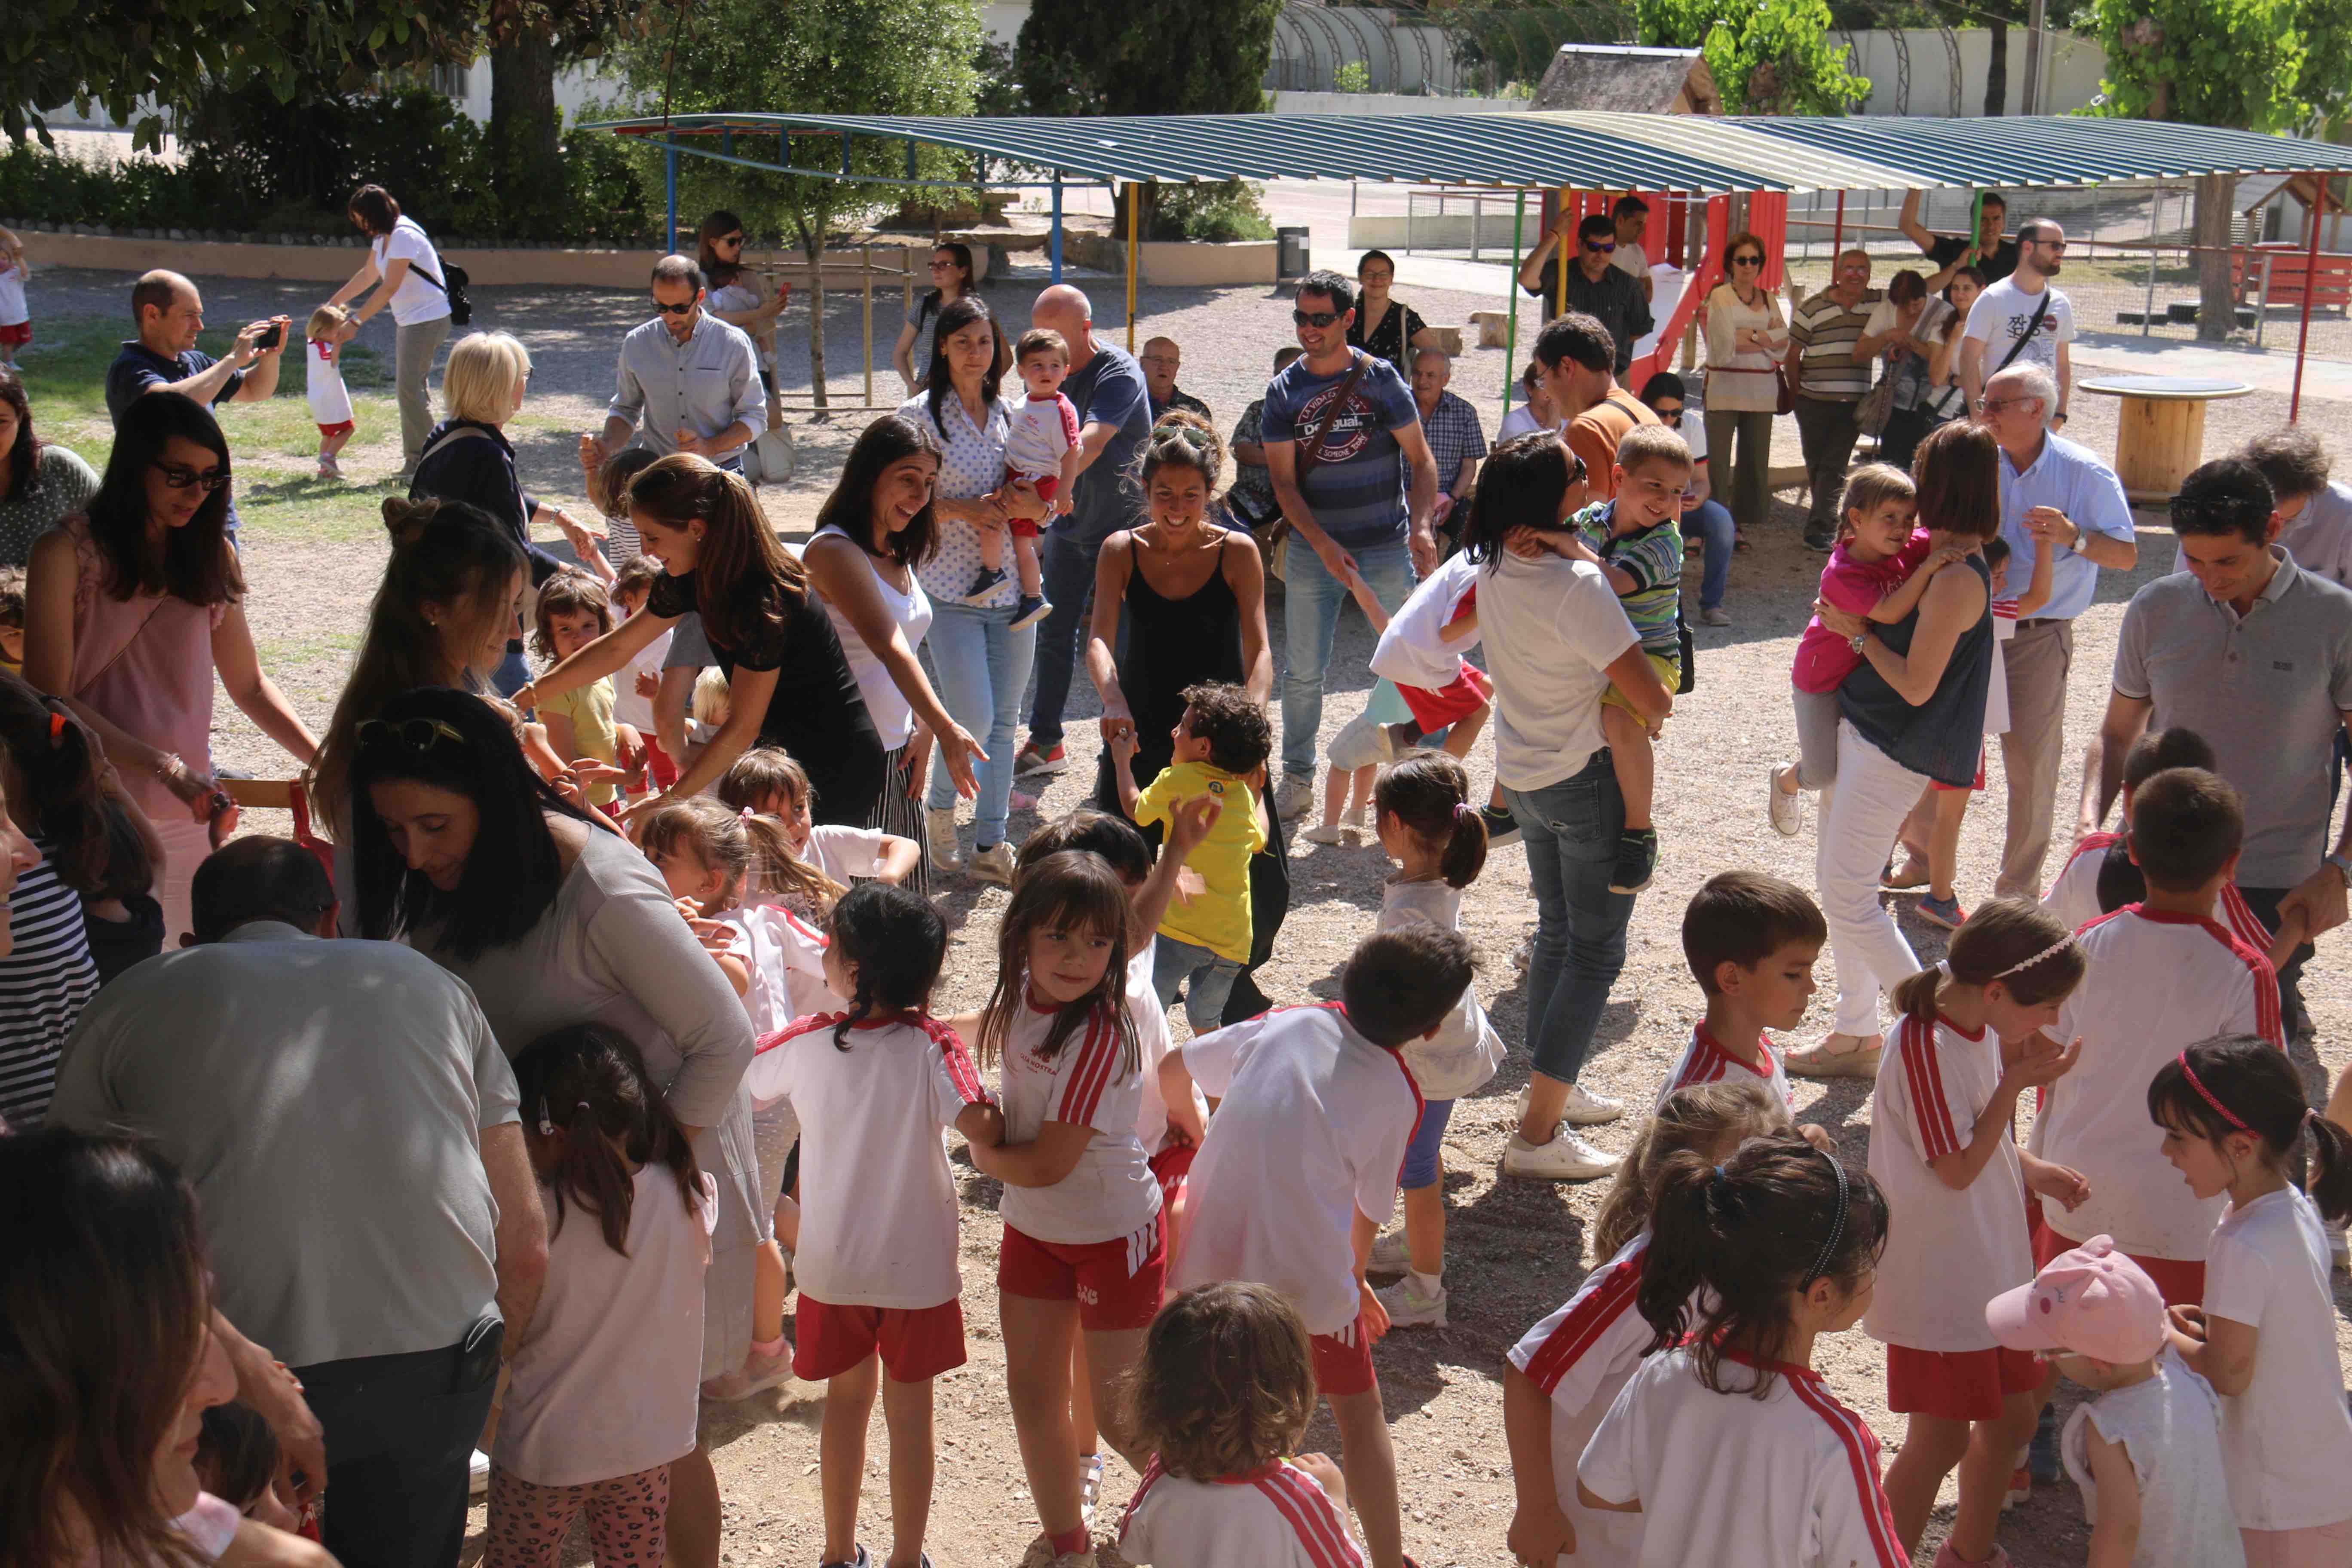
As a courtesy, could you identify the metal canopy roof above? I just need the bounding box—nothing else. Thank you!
[588,110,2352,195]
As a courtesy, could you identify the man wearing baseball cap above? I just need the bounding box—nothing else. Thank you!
[1984,1236,2241,1567]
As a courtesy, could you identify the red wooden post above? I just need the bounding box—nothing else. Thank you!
[1831,191,1847,257]
[2291,173,2326,424]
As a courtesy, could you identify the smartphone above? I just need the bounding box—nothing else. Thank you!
[254,322,283,352]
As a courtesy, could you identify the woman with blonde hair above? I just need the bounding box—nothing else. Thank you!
[410,330,606,693]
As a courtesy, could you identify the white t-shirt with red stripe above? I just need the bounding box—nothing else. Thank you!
[719,902,841,1035]
[1506,1232,1653,1564]
[2039,905,2284,1260]
[1118,1456,1365,1567]
[741,1012,990,1308]
[2044,833,2274,952]
[1579,1346,1907,1568]
[998,989,1161,1246]
[1127,947,1206,1158]
[1865,1014,2032,1352]
[1174,1004,1422,1336]
[1654,1023,1793,1115]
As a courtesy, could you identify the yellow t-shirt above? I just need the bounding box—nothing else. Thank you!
[542,677,619,805]
[1133,760,1266,964]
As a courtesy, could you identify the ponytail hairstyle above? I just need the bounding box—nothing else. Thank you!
[825,881,949,1050]
[626,452,806,652]
[1593,1081,1792,1261]
[1890,898,2084,1023]
[639,794,841,916]
[1129,407,1226,501]
[1461,430,1581,567]
[1637,1134,1890,1397]
[2150,1036,2352,1223]
[0,674,110,893]
[512,1023,702,1255]
[976,849,1137,1073]
[1374,751,1485,888]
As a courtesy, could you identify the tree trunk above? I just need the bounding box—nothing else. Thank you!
[800,223,830,419]
[2194,171,2237,342]
[1984,21,2009,116]
[489,29,560,228]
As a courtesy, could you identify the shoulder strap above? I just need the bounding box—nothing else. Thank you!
[1297,350,1370,473]
[384,226,449,293]
[1993,288,2052,375]
[417,424,493,466]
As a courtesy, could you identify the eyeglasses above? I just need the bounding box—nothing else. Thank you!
[1730,254,1763,267]
[928,260,956,273]
[1292,308,1341,329]
[152,461,230,492]
[357,717,467,753]
[1584,240,1617,254]
[1975,395,2038,413]
[1653,405,1684,424]
[715,233,744,247]
[2027,237,2068,251]
[655,298,698,315]
[1140,355,1179,368]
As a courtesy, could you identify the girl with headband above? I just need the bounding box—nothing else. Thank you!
[2150,1036,2352,1561]
[1578,1133,1901,1568]
[1867,900,2090,1561]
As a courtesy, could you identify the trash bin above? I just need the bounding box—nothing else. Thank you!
[1277,226,1310,280]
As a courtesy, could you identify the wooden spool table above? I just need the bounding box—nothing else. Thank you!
[2077,374,2255,503]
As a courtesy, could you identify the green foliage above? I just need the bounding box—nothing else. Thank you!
[974,38,1030,118]
[1147,181,1276,242]
[1016,0,1284,116]
[1635,0,1870,113]
[1333,61,1374,93]
[2086,0,2347,130]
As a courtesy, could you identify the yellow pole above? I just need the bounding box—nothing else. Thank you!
[861,242,874,409]
[1126,182,1140,351]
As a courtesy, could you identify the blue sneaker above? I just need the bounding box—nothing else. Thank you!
[1917,892,1967,931]
[2027,1402,2060,1482]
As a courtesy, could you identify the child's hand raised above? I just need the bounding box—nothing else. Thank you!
[1110,728,1140,764]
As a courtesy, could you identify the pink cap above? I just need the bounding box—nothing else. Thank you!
[1984,1234,2166,1365]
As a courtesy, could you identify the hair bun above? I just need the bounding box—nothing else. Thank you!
[381,495,435,547]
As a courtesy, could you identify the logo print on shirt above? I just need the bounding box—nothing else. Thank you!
[2006,311,2058,341]
[1296,383,1375,465]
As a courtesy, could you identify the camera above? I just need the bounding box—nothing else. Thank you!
[254,322,283,352]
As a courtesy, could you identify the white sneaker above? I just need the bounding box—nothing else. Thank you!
[1767,763,1804,837]
[1302,822,1345,845]
[1504,1125,1619,1180]
[1512,933,1533,972]
[469,1448,491,1496]
[925,806,963,874]
[1375,1273,1449,1327]
[1516,1080,1626,1127]
[969,841,1016,887]
[1078,1451,1106,1529]
[1274,774,1315,821]
[1368,1226,1411,1275]
[1343,799,1371,830]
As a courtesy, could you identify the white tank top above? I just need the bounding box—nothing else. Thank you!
[805,524,933,750]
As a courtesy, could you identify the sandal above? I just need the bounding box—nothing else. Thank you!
[1733,528,1751,551]
[1785,1033,1884,1080]
[1879,855,1932,891]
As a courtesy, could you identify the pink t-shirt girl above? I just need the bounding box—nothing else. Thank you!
[1792,528,1932,693]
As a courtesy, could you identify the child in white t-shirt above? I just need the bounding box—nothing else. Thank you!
[497,1022,717,1565]
[0,225,31,366]
[742,883,1003,1568]
[1161,925,1475,1568]
[606,553,676,796]
[1504,1079,1791,1567]
[1867,900,2091,1563]
[2151,1037,2352,1560]
[716,747,919,913]
[303,304,357,480]
[970,327,1079,627]
[1658,872,1830,1142]
[1363,753,1504,1330]
[1987,1235,2244,1568]
[1118,1281,1366,1567]
[1577,1135,1904,1568]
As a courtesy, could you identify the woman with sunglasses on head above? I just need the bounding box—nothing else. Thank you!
[349,685,760,1568]
[699,211,787,431]
[893,242,986,396]
[1701,230,1789,551]
[21,392,316,941]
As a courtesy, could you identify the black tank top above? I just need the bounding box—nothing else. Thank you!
[1838,553,1993,789]
[1093,530,1243,800]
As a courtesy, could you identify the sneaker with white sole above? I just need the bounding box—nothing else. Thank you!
[1368,1226,1411,1275]
[469,1448,491,1496]
[1014,741,1069,777]
[1273,774,1315,821]
[1078,1452,1105,1529]
[925,806,963,874]
[1504,1125,1618,1180]
[1302,822,1345,845]
[1478,803,1520,848]
[969,841,1016,886]
[1375,1273,1449,1327]
[1767,763,1804,837]
[1517,1080,1625,1127]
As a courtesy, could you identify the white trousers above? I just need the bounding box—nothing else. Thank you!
[152,815,214,949]
[1816,719,1927,1038]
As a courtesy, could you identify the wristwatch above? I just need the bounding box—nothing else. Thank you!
[1848,631,1869,656]
[2326,851,2352,887]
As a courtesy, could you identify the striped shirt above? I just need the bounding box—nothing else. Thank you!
[1119,1456,1364,1568]
[1788,288,1883,402]
[998,992,1160,1246]
[0,844,101,1129]
[1508,1232,1656,1565]
[1574,500,1682,656]
[1654,1022,1793,1114]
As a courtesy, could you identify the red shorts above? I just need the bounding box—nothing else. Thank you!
[1400,661,1493,734]
[640,735,680,793]
[1932,744,1989,793]
[0,322,30,348]
[1004,467,1055,538]
[1311,1322,1378,1399]
[2032,1213,2205,1306]
[315,420,355,440]
[1148,1142,1197,1208]
[1885,1343,2046,1421]
[998,1217,1167,1331]
[793,1295,966,1383]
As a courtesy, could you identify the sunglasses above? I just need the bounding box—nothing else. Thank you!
[715,233,744,246]
[1293,308,1342,329]
[1731,254,1764,267]
[1584,240,1617,253]
[655,298,698,315]
[152,461,230,492]
[357,717,467,753]
[1653,405,1684,423]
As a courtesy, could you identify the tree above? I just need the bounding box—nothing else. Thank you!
[2089,0,2352,337]
[481,0,655,233]
[1014,0,1281,116]
[602,0,980,413]
[1634,0,1869,115]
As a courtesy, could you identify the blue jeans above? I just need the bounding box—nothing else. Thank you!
[1281,538,1416,781]
[1400,1097,1457,1190]
[924,601,1038,848]
[1154,931,1244,1035]
[1679,498,1734,612]
[1505,751,1635,1085]
[493,644,532,698]
[1025,528,1108,749]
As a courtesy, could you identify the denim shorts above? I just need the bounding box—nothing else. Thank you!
[1399,1097,1456,1191]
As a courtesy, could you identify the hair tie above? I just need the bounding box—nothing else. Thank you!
[1995,934,2077,979]
[1707,1163,1748,1227]
[740,805,756,821]
[1934,957,1952,979]
[46,711,66,744]
[1800,1147,1850,1289]
[535,1099,555,1136]
[1454,802,1476,824]
[2178,1052,2254,1134]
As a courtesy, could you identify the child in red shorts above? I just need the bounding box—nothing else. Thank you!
[0,226,29,368]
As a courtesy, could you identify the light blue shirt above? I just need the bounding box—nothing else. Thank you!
[606,312,765,457]
[1996,432,2136,622]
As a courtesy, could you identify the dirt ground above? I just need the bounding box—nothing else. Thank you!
[18,264,2352,1568]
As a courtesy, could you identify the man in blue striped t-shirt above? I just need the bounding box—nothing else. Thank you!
[1262,270,1441,813]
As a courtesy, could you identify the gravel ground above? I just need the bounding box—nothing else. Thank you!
[20,266,2352,1568]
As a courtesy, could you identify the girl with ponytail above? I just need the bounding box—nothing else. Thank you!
[1867,900,2090,1560]
[514,452,889,829]
[1366,751,1501,1331]
[1580,1135,1903,1568]
[2151,1035,2352,1553]
[499,1023,713,1567]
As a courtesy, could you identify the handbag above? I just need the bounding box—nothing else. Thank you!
[410,251,472,327]
[1857,365,1899,439]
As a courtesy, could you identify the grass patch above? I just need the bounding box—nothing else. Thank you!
[236,480,402,547]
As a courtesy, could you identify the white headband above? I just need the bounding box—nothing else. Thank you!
[1994,934,2077,979]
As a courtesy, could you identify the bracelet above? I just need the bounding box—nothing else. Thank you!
[151,751,185,784]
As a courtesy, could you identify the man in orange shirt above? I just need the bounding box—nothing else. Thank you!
[1531,312,1660,502]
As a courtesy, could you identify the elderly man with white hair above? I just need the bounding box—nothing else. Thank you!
[1409,346,1486,537]
[1977,359,2137,901]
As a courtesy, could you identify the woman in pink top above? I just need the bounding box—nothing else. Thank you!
[22,393,317,940]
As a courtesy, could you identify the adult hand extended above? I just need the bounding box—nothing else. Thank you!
[2277,860,2349,943]
[1309,531,1360,583]
[937,721,986,800]
[579,432,609,473]
[1099,708,1137,755]
[1409,524,1440,579]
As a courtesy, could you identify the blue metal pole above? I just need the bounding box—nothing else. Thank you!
[1050,177,1064,283]
[665,137,679,254]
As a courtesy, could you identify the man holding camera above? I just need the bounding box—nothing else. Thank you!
[107,269,289,541]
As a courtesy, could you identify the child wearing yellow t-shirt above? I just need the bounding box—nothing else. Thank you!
[531,570,639,808]
[0,565,24,674]
[1111,680,1271,1036]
